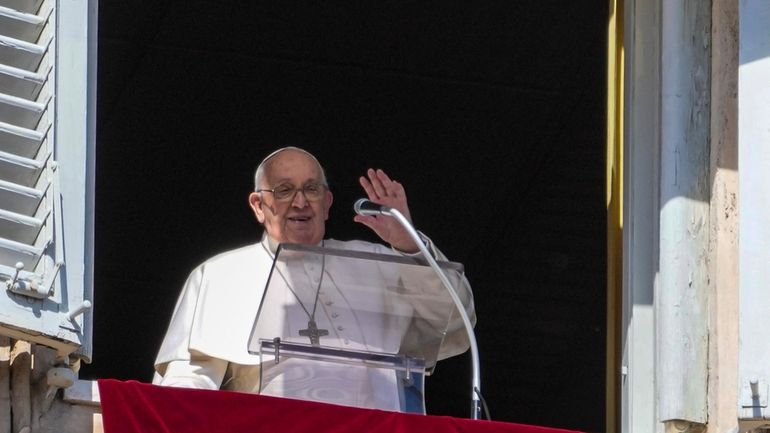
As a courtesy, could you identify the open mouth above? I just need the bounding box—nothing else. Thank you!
[287,216,311,223]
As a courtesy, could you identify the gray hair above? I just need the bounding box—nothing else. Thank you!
[253,146,328,191]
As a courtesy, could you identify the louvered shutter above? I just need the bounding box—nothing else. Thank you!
[0,0,96,360]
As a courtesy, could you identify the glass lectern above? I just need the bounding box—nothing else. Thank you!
[247,243,467,414]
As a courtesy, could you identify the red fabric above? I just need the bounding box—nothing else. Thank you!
[97,379,582,433]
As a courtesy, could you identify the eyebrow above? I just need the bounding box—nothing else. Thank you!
[272,178,323,186]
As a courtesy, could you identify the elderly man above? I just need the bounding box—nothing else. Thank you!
[153,147,475,412]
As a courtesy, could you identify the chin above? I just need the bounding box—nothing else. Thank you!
[285,234,320,245]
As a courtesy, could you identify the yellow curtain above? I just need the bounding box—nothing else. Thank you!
[605,0,624,432]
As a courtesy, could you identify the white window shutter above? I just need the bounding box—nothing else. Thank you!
[738,1,770,423]
[0,0,96,361]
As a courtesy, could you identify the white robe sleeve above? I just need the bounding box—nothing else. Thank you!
[154,265,206,377]
[390,233,477,360]
[155,358,228,390]
[154,244,270,387]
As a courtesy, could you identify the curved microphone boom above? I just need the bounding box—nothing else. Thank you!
[351,197,483,420]
[353,198,392,216]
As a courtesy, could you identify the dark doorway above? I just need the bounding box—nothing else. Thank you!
[83,2,608,432]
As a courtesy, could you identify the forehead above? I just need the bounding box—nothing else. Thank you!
[264,150,322,183]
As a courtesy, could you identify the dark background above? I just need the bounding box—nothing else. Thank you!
[81,2,608,432]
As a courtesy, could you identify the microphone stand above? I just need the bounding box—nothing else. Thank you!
[370,206,482,420]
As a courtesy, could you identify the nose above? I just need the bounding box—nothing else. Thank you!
[290,188,309,208]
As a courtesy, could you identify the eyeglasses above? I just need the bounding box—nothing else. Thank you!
[257,183,326,202]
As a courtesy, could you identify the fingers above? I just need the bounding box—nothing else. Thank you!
[353,214,375,227]
[368,168,388,199]
[359,174,377,200]
[353,214,383,235]
[359,168,404,202]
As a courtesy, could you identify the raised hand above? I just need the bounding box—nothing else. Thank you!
[354,168,420,253]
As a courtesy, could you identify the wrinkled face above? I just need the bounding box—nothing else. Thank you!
[249,150,333,245]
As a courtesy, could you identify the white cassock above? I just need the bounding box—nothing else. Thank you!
[153,234,475,412]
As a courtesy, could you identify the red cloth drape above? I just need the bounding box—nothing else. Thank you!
[97,379,582,433]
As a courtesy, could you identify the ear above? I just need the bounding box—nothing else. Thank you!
[248,192,266,223]
[323,189,333,220]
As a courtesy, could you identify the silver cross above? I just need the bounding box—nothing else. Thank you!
[299,320,329,346]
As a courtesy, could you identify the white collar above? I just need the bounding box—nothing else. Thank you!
[260,233,325,256]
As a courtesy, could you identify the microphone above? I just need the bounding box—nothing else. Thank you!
[353,198,392,216]
[354,196,483,419]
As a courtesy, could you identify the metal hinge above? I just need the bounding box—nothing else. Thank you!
[5,260,63,299]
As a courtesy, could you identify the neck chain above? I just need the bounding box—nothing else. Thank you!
[262,240,329,346]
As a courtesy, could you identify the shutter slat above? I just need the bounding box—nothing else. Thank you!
[0,62,47,83]
[0,91,47,130]
[0,33,49,71]
[0,149,45,187]
[0,207,43,244]
[0,5,48,43]
[0,178,44,215]
[0,118,46,140]
[0,64,48,100]
[0,0,44,15]
[0,121,47,159]
[0,235,42,269]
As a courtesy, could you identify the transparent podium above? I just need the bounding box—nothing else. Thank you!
[247,243,468,414]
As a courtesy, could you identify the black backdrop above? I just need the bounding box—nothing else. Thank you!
[81,2,608,432]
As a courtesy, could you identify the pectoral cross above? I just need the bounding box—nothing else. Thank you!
[299,320,329,346]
